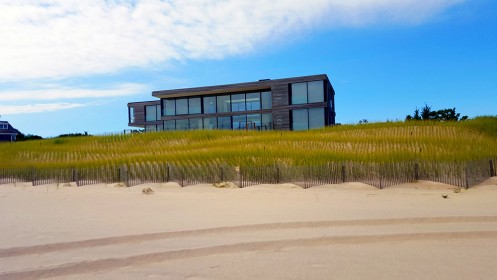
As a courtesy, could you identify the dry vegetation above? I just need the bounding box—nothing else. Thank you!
[1,117,496,169]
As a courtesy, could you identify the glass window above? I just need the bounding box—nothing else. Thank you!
[262,113,272,130]
[189,118,203,130]
[308,81,324,103]
[232,115,247,130]
[164,120,175,130]
[203,117,217,130]
[176,119,189,130]
[203,96,216,114]
[129,107,135,123]
[146,105,157,121]
[292,109,308,131]
[309,108,325,129]
[218,116,232,130]
[231,93,246,112]
[217,95,231,113]
[156,105,161,120]
[189,97,201,114]
[164,99,176,116]
[291,83,307,104]
[261,91,272,109]
[246,92,260,111]
[145,124,157,132]
[176,99,188,115]
[247,114,261,130]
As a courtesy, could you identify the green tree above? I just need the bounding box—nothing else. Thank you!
[406,104,468,122]
[16,132,43,141]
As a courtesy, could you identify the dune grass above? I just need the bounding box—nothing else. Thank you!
[1,117,496,169]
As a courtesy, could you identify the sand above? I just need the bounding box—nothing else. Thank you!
[0,180,496,279]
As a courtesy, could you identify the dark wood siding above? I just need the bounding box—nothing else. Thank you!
[128,101,160,128]
[272,109,290,130]
[271,82,289,107]
[270,81,290,130]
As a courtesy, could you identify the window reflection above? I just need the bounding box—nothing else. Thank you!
[261,91,272,109]
[190,118,203,130]
[232,115,247,130]
[203,96,216,114]
[176,119,189,130]
[231,93,246,112]
[176,99,188,115]
[164,120,175,130]
[291,81,324,104]
[164,99,176,116]
[218,116,231,129]
[217,95,231,113]
[292,109,308,131]
[189,98,201,114]
[203,117,217,129]
[246,92,260,111]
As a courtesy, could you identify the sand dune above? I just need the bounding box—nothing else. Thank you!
[1,180,496,279]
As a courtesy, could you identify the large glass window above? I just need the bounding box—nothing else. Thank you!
[217,95,231,113]
[231,93,246,112]
[291,83,307,104]
[262,113,272,130]
[307,81,324,103]
[189,97,201,114]
[261,91,272,109]
[145,124,157,132]
[291,108,325,131]
[164,120,175,130]
[292,109,308,131]
[176,99,188,115]
[203,117,217,130]
[156,105,161,120]
[203,96,216,114]
[176,119,189,130]
[291,81,324,104]
[232,115,247,130]
[218,116,231,129]
[309,108,325,129]
[146,105,157,121]
[190,118,203,130]
[129,107,135,123]
[164,99,176,116]
[246,92,260,111]
[247,114,261,130]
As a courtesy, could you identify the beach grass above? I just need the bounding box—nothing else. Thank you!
[1,117,496,169]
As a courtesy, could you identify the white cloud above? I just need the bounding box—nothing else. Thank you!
[0,102,87,115]
[0,83,147,101]
[0,0,464,82]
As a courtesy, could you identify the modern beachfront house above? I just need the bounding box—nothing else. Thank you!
[128,74,335,131]
[0,121,19,142]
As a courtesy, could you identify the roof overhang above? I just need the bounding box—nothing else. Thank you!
[152,82,272,99]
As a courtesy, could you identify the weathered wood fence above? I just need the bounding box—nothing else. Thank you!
[0,159,495,189]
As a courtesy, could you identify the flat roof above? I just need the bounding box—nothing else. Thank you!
[152,74,329,99]
[127,100,161,107]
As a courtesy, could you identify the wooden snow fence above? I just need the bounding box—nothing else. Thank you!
[0,159,495,189]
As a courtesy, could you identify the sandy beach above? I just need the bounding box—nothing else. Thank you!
[1,179,497,279]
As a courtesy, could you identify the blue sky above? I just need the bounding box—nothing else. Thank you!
[0,0,496,137]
